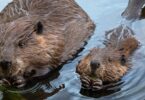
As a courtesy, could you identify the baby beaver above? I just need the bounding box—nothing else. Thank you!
[76,25,139,90]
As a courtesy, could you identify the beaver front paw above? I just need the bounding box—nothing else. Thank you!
[8,76,26,88]
[80,76,103,90]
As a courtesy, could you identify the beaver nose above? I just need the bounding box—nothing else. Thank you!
[0,60,12,70]
[90,61,100,68]
[90,61,100,74]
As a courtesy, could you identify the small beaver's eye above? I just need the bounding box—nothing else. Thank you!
[120,55,126,66]
[78,60,81,64]
[18,41,25,48]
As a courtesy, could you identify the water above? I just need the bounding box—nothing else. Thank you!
[1,0,145,100]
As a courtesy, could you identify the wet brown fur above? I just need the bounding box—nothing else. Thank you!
[76,26,139,83]
[0,0,95,86]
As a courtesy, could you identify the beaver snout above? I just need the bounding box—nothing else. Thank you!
[90,60,100,75]
[0,60,12,70]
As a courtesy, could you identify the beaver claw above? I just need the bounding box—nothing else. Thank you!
[0,78,11,86]
[12,79,26,88]
[80,76,103,90]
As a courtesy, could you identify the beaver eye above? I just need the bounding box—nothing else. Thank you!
[34,21,43,34]
[78,60,81,64]
[18,41,25,48]
[120,55,126,66]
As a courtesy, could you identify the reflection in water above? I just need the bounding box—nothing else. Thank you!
[80,88,120,98]
[80,81,123,98]
[0,70,65,100]
[1,0,145,100]
[22,84,65,100]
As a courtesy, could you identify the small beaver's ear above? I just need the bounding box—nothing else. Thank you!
[34,21,43,34]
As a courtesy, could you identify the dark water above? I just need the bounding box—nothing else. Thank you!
[1,0,145,100]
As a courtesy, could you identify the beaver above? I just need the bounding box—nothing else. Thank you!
[76,25,139,90]
[0,0,95,87]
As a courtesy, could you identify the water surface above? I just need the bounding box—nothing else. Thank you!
[0,0,145,100]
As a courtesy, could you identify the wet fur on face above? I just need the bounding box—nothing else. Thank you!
[0,0,95,87]
[76,26,139,89]
[0,18,65,85]
[77,48,130,82]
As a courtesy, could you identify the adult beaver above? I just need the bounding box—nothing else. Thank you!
[0,0,95,87]
[76,25,139,90]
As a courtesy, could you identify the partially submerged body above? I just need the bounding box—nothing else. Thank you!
[76,25,139,90]
[0,0,95,87]
[122,0,145,20]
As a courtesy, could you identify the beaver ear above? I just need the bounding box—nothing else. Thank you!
[34,21,43,34]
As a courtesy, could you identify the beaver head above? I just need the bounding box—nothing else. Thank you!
[0,17,65,87]
[76,25,139,90]
[76,37,138,90]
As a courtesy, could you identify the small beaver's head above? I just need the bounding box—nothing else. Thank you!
[76,48,129,90]
[0,17,65,87]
